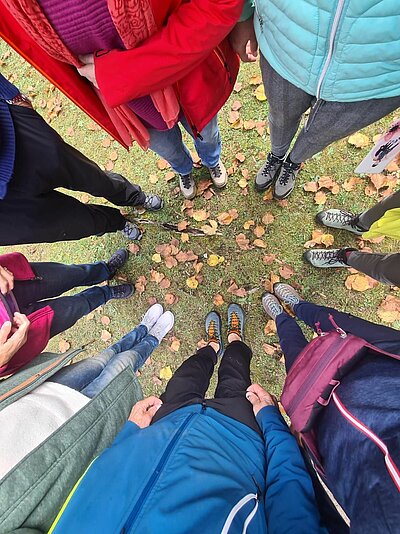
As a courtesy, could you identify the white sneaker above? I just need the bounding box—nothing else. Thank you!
[208,160,227,188]
[179,173,197,199]
[140,304,163,330]
[148,311,175,343]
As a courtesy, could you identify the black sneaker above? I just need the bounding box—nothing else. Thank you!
[109,283,135,299]
[142,194,164,211]
[227,303,245,341]
[273,159,301,200]
[106,248,129,278]
[205,311,224,357]
[304,248,355,268]
[255,152,284,192]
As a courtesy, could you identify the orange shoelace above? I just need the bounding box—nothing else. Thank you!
[228,312,241,337]
[207,320,219,343]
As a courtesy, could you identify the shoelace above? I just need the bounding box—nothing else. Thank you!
[324,210,359,228]
[210,164,222,178]
[123,223,140,239]
[278,162,299,186]
[181,174,192,189]
[261,154,282,177]
[143,194,155,208]
[228,312,241,336]
[311,250,345,265]
[207,320,219,343]
[277,288,298,306]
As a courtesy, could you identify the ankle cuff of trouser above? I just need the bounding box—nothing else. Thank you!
[197,345,218,364]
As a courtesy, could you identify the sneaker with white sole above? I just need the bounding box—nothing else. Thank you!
[273,283,301,311]
[273,159,301,200]
[261,292,283,320]
[316,209,365,235]
[208,160,228,188]
[179,173,197,199]
[142,194,164,211]
[148,311,175,343]
[140,303,164,331]
[255,152,284,192]
[121,221,143,241]
[304,248,354,268]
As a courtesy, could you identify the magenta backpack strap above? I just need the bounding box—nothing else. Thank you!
[332,392,400,492]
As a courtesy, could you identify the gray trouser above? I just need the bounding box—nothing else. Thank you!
[358,190,400,229]
[260,55,400,163]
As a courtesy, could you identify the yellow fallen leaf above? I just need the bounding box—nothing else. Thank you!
[253,226,265,238]
[348,132,370,148]
[314,191,327,205]
[207,254,224,267]
[243,220,255,230]
[192,209,209,222]
[186,276,199,289]
[169,339,181,352]
[152,253,162,263]
[160,366,173,380]
[253,239,267,248]
[255,84,267,101]
[238,178,248,189]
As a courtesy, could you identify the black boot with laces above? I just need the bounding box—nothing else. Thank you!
[273,158,301,200]
[255,152,284,192]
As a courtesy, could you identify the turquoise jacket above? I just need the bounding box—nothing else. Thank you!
[49,404,326,534]
[242,0,400,102]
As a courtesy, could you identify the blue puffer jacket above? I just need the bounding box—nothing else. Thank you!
[49,404,325,534]
[242,0,400,102]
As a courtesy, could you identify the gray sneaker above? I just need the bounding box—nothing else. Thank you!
[179,172,197,199]
[304,248,350,268]
[273,283,301,311]
[140,303,164,330]
[148,311,175,343]
[273,159,301,200]
[121,221,143,241]
[255,152,284,192]
[208,160,228,188]
[142,194,164,211]
[316,209,365,235]
[261,292,283,320]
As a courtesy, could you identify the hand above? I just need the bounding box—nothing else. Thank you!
[246,383,278,416]
[229,19,258,63]
[128,396,163,428]
[77,54,99,89]
[0,266,14,294]
[0,313,30,367]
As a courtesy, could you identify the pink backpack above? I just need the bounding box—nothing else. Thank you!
[0,291,19,325]
[280,315,400,491]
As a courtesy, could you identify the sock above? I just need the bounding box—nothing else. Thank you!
[271,152,286,160]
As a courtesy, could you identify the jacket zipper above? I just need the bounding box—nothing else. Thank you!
[254,1,263,32]
[286,335,346,415]
[122,412,196,533]
[315,0,345,99]
[213,46,233,85]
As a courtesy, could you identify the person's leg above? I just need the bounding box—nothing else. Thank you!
[290,96,400,163]
[275,312,309,372]
[347,251,400,287]
[152,346,217,423]
[81,335,158,398]
[148,124,193,175]
[13,260,111,307]
[358,190,400,230]
[260,55,314,157]
[294,301,400,354]
[181,115,221,168]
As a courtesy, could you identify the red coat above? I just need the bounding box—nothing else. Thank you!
[0,0,243,145]
[0,253,54,378]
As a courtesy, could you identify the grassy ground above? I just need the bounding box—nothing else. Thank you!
[1,42,398,398]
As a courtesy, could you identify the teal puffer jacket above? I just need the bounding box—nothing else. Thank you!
[245,0,400,102]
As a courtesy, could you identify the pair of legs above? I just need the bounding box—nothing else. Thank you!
[13,260,115,337]
[261,56,400,163]
[50,325,158,398]
[148,114,221,175]
[276,302,400,372]
[152,340,259,433]
[1,104,145,245]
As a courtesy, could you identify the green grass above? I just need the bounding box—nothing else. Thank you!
[0,42,398,398]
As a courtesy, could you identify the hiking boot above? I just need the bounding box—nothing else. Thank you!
[140,303,164,331]
[255,152,284,192]
[121,221,143,241]
[273,159,301,200]
[304,248,355,268]
[208,160,228,188]
[261,292,283,320]
[179,172,197,199]
[205,311,224,357]
[109,283,135,300]
[106,248,129,278]
[273,283,301,311]
[142,194,164,211]
[148,311,175,343]
[227,303,245,342]
[316,209,365,235]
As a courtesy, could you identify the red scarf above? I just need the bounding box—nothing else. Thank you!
[1,0,180,148]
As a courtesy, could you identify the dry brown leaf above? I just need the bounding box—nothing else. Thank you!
[101,315,111,326]
[213,294,224,306]
[157,158,170,170]
[181,233,190,243]
[345,273,378,292]
[377,295,400,323]
[177,220,189,231]
[342,176,364,192]
[279,264,295,280]
[314,191,327,205]
[128,243,140,255]
[101,330,112,342]
[234,81,243,92]
[263,254,276,265]
[159,277,171,289]
[109,150,118,162]
[253,239,266,248]
[192,209,209,222]
[231,100,242,111]
[264,320,277,336]
[135,275,148,294]
[58,339,70,353]
[262,213,275,225]
[227,281,247,298]
[164,256,178,269]
[228,110,240,124]
[165,170,175,182]
[304,229,335,248]
[369,173,386,190]
[105,161,114,171]
[244,120,256,130]
[304,181,319,192]
[169,339,181,352]
[236,233,252,250]
[235,152,246,163]
[263,343,277,356]
[348,132,370,148]
[249,75,262,85]
[218,209,238,225]
[201,220,218,235]
[253,226,265,238]
[243,220,255,230]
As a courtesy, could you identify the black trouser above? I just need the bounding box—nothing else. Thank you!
[0,104,145,245]
[152,341,261,434]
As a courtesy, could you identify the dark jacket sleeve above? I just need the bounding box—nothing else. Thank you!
[256,406,327,534]
[95,0,245,107]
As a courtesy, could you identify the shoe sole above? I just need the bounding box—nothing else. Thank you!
[273,185,295,200]
[181,189,197,200]
[255,181,273,192]
[212,180,228,189]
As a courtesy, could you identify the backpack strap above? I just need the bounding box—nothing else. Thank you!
[332,392,400,492]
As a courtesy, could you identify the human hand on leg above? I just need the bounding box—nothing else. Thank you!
[128,396,163,428]
[246,383,278,416]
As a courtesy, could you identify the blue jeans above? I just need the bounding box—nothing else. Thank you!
[148,115,221,175]
[13,261,113,337]
[276,301,400,372]
[49,324,158,398]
